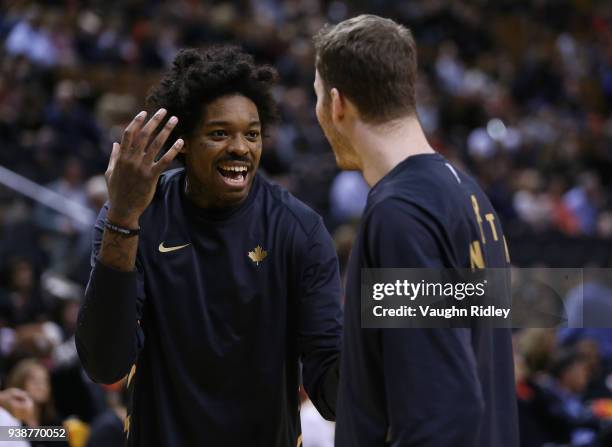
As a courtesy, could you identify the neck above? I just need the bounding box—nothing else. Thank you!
[353,116,434,186]
[184,174,212,208]
[183,172,248,210]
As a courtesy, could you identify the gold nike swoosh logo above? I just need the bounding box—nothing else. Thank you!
[158,242,190,253]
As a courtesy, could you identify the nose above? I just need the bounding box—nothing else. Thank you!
[227,135,249,157]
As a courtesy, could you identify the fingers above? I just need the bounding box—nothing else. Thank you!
[133,108,168,152]
[108,142,120,170]
[154,138,184,174]
[5,388,28,397]
[121,111,147,153]
[119,108,180,174]
[11,394,34,421]
[104,142,120,184]
[7,389,29,400]
[143,115,179,164]
[2,388,28,405]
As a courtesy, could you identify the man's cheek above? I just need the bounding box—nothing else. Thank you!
[316,105,327,128]
[199,139,221,151]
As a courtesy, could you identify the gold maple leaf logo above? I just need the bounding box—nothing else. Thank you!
[248,245,267,265]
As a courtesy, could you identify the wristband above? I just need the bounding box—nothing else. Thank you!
[104,220,140,237]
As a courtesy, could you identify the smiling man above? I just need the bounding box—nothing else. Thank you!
[76,46,342,447]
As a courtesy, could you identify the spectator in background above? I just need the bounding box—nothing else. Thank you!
[85,384,127,447]
[0,258,47,327]
[1,0,612,240]
[517,329,612,447]
[5,6,57,67]
[560,272,612,361]
[564,173,603,236]
[51,296,80,368]
[70,174,108,284]
[0,388,34,447]
[598,210,612,239]
[4,359,70,447]
[328,171,369,226]
[548,175,580,235]
[573,340,612,402]
[33,157,89,275]
[0,387,34,423]
[43,80,103,172]
[518,329,558,379]
[513,169,552,232]
[533,350,605,447]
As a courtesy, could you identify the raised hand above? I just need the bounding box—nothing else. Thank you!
[105,109,183,227]
[0,388,35,423]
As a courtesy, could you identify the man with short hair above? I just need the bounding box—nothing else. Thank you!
[313,15,519,446]
[76,46,342,446]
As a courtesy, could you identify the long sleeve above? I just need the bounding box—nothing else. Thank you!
[75,203,145,384]
[369,198,484,445]
[298,219,343,421]
[380,328,484,445]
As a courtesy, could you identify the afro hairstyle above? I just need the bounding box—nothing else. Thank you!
[146,46,279,162]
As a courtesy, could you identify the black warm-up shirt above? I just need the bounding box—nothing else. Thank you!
[335,154,519,447]
[76,169,342,447]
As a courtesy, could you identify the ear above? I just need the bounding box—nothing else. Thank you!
[330,88,345,126]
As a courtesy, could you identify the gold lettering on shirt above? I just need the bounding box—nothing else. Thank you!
[470,240,485,269]
[485,213,499,241]
[471,195,486,244]
[124,414,131,434]
[503,236,511,264]
[127,364,136,388]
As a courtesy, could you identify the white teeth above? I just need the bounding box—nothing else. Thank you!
[219,165,247,173]
[218,166,246,184]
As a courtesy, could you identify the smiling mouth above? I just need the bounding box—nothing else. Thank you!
[217,163,249,186]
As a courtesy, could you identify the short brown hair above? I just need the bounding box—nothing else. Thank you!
[313,15,418,124]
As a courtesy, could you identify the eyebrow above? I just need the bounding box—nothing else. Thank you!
[205,120,261,127]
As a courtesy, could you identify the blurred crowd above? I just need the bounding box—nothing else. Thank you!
[1,0,612,446]
[515,324,612,447]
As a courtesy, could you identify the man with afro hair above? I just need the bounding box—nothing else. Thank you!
[76,46,342,447]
